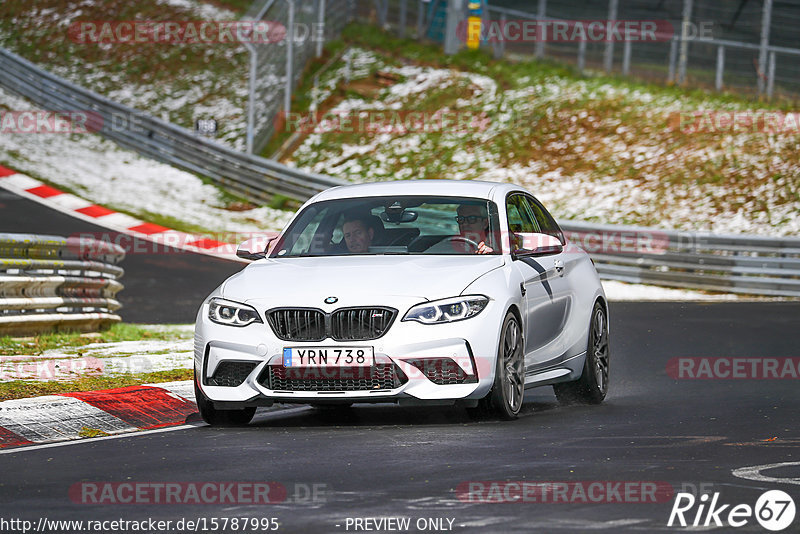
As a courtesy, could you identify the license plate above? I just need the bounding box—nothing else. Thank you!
[283,347,374,368]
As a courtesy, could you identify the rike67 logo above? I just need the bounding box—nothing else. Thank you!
[668,490,796,531]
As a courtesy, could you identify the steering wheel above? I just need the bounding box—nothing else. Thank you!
[440,236,480,252]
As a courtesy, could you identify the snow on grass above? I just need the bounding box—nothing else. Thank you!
[157,0,238,20]
[287,45,800,237]
[0,87,292,234]
[0,324,194,381]
[0,340,193,381]
[0,0,249,151]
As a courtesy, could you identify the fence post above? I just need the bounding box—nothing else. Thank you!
[715,45,724,91]
[375,0,388,27]
[758,0,774,95]
[535,0,547,59]
[603,0,618,72]
[495,13,506,59]
[246,44,256,154]
[622,39,632,75]
[677,0,693,84]
[444,0,463,55]
[767,51,776,98]
[668,37,678,83]
[399,0,407,38]
[316,0,326,58]
[577,38,586,74]
[285,0,295,115]
[417,0,425,38]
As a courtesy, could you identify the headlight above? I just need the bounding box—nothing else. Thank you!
[208,298,263,327]
[403,295,489,324]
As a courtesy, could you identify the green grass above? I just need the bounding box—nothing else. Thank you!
[0,323,191,356]
[213,0,252,13]
[0,369,194,402]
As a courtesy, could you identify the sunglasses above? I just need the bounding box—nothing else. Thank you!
[455,215,486,224]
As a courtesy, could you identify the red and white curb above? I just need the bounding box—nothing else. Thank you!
[0,381,197,449]
[0,164,264,262]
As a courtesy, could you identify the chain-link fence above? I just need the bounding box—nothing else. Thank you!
[356,0,800,101]
[244,0,355,154]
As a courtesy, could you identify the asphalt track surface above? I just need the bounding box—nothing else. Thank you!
[1,301,798,533]
[0,188,243,323]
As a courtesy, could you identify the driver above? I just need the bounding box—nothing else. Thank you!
[342,215,375,253]
[456,204,494,254]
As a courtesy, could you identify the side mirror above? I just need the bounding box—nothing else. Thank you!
[236,236,276,261]
[512,232,563,258]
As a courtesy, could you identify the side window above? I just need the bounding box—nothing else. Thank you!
[288,207,328,255]
[506,195,538,234]
[525,196,564,244]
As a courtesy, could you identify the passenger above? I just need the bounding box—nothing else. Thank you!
[456,204,494,254]
[342,215,375,253]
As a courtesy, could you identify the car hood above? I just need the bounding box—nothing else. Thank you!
[222,255,505,306]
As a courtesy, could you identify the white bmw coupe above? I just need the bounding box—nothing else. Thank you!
[194,180,609,425]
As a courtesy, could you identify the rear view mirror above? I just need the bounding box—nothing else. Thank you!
[512,233,563,258]
[236,236,277,261]
[380,209,418,224]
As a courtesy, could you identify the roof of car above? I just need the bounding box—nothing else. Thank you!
[312,179,526,202]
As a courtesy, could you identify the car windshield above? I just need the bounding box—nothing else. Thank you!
[271,195,501,257]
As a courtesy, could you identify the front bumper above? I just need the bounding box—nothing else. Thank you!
[194,299,503,406]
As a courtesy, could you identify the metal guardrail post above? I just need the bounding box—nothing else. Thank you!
[399,0,407,38]
[603,0,618,73]
[444,0,463,55]
[417,0,425,38]
[622,39,632,76]
[316,0,326,58]
[677,0,693,85]
[535,0,546,59]
[758,0,774,96]
[715,45,725,91]
[495,13,506,60]
[285,0,295,117]
[245,43,257,154]
[767,51,776,99]
[577,38,586,74]
[668,37,678,83]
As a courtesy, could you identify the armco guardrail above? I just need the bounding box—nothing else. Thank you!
[0,47,344,204]
[561,221,800,297]
[0,234,125,336]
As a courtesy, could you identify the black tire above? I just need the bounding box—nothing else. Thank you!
[553,302,610,405]
[467,312,525,420]
[194,372,256,426]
